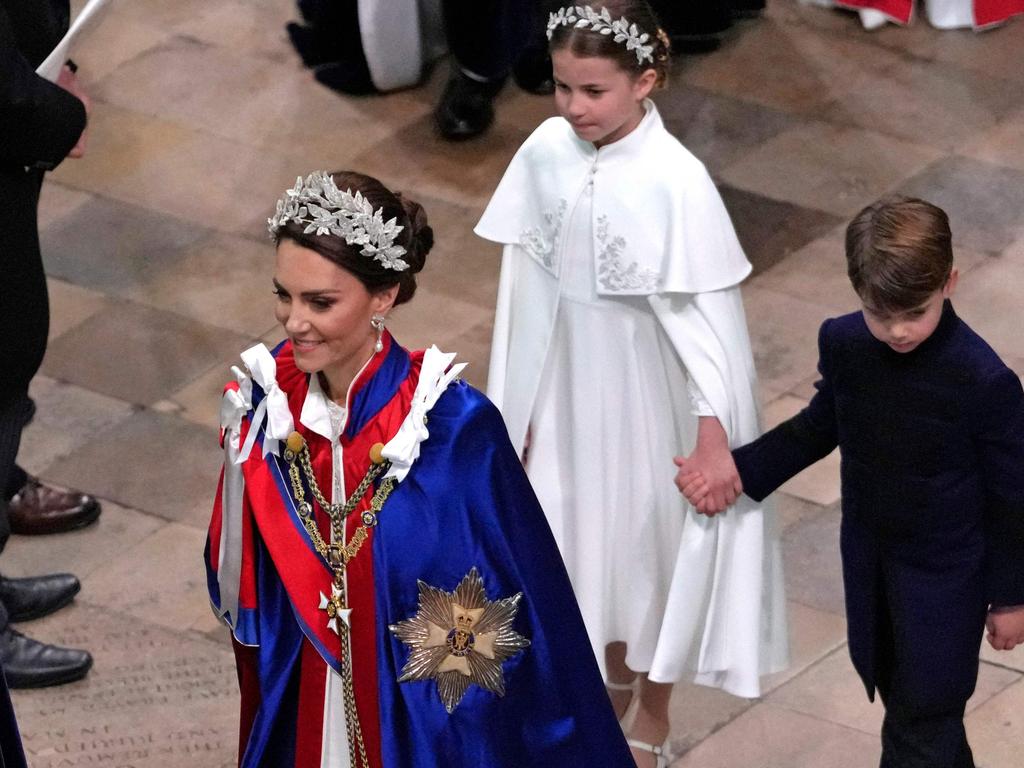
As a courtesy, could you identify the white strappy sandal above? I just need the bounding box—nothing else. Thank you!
[626,738,669,768]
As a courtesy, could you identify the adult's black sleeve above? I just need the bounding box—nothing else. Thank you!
[0,3,86,171]
[732,319,840,502]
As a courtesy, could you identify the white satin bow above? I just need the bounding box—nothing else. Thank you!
[236,344,295,463]
[383,345,467,483]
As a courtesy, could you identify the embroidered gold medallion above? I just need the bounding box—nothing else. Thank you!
[388,568,530,713]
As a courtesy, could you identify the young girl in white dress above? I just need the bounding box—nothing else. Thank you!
[476,2,788,765]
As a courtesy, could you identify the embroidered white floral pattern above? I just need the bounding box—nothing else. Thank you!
[519,199,567,269]
[595,215,659,292]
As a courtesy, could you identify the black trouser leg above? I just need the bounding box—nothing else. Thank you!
[874,599,976,768]
[0,396,34,558]
[442,0,533,80]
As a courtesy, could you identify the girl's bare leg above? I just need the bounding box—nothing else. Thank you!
[605,642,637,721]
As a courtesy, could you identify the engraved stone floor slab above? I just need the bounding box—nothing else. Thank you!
[41,302,250,405]
[720,185,845,276]
[40,410,221,529]
[953,246,1024,362]
[17,375,134,476]
[10,604,237,768]
[719,122,943,217]
[672,702,880,767]
[666,681,754,758]
[896,155,1024,254]
[36,182,94,232]
[39,195,210,297]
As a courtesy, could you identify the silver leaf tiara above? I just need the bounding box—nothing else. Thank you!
[547,5,655,66]
[267,171,410,272]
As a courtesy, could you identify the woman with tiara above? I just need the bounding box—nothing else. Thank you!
[205,170,633,767]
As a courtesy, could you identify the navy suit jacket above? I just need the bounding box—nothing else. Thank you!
[734,301,1024,705]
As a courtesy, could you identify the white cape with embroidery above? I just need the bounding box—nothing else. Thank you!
[476,102,788,697]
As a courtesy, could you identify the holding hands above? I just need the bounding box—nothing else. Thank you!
[56,63,90,158]
[673,417,742,516]
[986,606,1024,652]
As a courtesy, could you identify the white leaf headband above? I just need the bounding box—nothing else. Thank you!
[268,171,410,272]
[547,5,655,66]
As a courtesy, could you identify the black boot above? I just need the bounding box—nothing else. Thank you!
[0,628,92,689]
[286,22,335,68]
[0,574,80,622]
[314,59,377,96]
[435,70,505,141]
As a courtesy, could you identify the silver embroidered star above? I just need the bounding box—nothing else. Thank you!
[389,568,530,713]
[319,583,352,635]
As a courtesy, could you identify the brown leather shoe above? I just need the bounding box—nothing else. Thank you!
[7,477,101,535]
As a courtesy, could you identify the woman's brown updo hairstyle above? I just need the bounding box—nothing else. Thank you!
[547,1,672,88]
[273,170,433,306]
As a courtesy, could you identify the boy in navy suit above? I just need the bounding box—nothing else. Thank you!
[676,196,1024,768]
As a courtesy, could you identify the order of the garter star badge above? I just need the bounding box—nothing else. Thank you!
[389,568,530,713]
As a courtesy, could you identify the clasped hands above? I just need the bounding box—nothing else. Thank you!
[673,417,742,517]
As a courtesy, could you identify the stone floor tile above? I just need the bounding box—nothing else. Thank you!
[761,601,848,695]
[125,231,277,334]
[1,500,163,581]
[762,394,841,506]
[980,639,1024,673]
[82,523,216,634]
[665,681,755,757]
[387,287,493,359]
[658,85,798,173]
[896,155,1024,254]
[170,360,244,432]
[41,409,221,529]
[45,277,109,343]
[740,284,830,400]
[92,36,423,162]
[775,491,828,531]
[41,302,251,405]
[348,111,531,211]
[173,0,295,63]
[965,678,1024,768]
[16,375,134,475]
[39,195,210,296]
[954,252,1024,361]
[782,504,845,616]
[36,182,94,232]
[962,108,1024,174]
[407,194,502,310]
[720,186,845,275]
[678,18,841,117]
[71,4,171,86]
[10,604,238,768]
[719,122,943,217]
[671,701,879,767]
[48,104,315,237]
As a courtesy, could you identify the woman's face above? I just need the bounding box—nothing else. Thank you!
[551,47,656,148]
[273,238,397,396]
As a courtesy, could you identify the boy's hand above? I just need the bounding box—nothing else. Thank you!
[986,606,1024,651]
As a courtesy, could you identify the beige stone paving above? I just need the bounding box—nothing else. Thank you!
[4,0,1024,765]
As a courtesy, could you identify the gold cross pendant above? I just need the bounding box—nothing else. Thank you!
[319,580,352,635]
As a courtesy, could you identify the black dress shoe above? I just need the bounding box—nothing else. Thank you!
[435,71,505,141]
[0,574,81,622]
[0,628,92,688]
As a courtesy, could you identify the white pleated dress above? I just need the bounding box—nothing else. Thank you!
[525,178,709,680]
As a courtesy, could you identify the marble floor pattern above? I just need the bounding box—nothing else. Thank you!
[6,0,1024,765]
